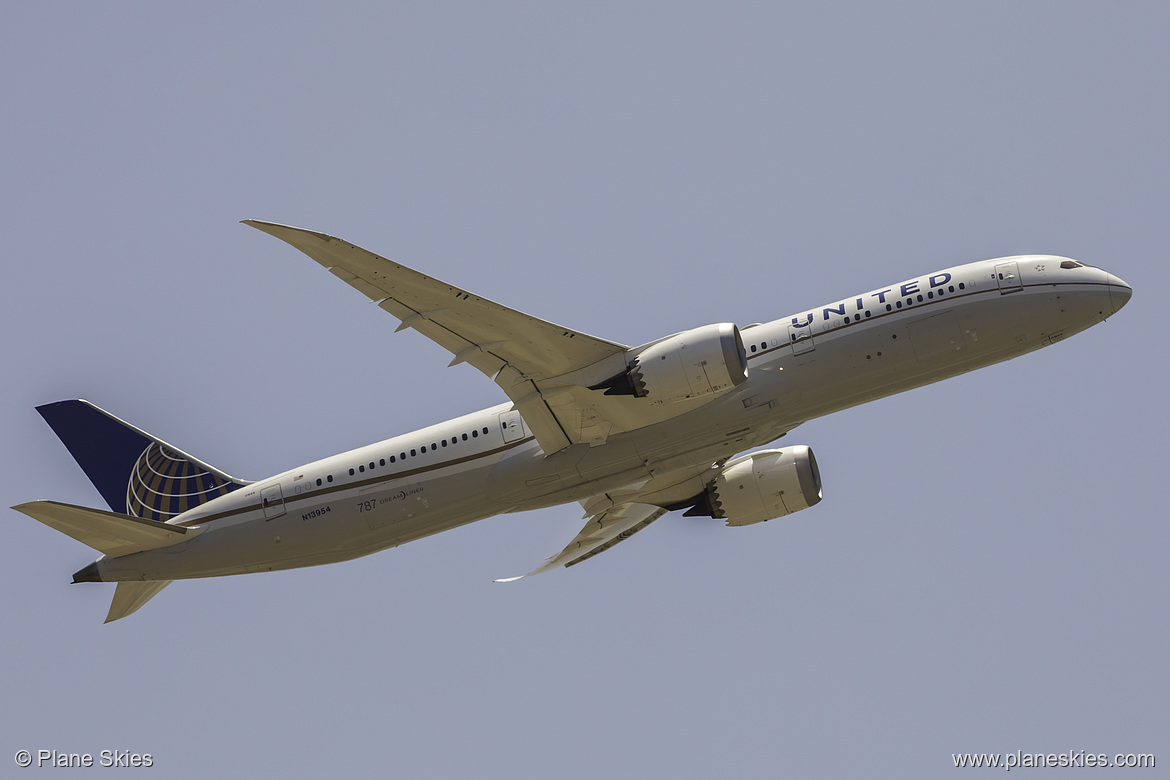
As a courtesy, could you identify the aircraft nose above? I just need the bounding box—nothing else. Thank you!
[1107,273,1132,314]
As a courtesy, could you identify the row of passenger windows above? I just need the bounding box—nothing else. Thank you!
[305,425,493,487]
[779,281,970,343]
[880,282,967,312]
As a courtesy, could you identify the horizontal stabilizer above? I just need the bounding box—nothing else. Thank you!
[106,581,172,623]
[12,500,194,558]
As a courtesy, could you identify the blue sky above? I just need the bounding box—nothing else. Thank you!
[2,3,1165,777]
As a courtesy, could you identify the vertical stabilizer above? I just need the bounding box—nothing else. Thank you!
[35,400,249,522]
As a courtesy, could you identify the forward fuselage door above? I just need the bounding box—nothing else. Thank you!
[787,321,816,355]
[995,261,1022,294]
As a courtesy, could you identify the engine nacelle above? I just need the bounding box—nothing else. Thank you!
[692,447,823,526]
[601,322,747,404]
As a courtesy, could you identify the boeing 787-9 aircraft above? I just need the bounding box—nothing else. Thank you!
[14,222,1132,621]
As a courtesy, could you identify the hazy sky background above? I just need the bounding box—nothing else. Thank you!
[2,3,1165,777]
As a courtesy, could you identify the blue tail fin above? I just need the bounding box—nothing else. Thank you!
[35,400,250,522]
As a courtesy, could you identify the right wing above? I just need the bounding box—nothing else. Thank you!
[244,221,630,453]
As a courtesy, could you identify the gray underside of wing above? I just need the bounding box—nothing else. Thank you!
[495,501,668,582]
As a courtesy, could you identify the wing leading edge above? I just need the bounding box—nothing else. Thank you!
[243,221,629,453]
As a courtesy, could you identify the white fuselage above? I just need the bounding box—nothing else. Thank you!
[95,255,1130,582]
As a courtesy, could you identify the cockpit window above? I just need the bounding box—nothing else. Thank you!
[1060,260,1083,269]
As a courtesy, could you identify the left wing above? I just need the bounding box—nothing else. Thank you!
[495,500,667,582]
[244,221,630,453]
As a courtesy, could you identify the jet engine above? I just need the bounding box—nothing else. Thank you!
[593,322,748,404]
[685,447,822,526]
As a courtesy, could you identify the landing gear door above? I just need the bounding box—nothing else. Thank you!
[499,409,525,444]
[995,261,1022,294]
[261,484,286,520]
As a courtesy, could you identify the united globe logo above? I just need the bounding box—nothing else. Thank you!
[125,442,236,521]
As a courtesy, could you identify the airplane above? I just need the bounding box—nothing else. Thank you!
[13,221,1133,622]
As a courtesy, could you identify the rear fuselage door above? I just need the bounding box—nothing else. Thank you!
[261,484,286,520]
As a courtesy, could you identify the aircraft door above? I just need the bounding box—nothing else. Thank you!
[787,321,816,356]
[261,484,286,520]
[995,261,1022,294]
[499,410,525,443]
